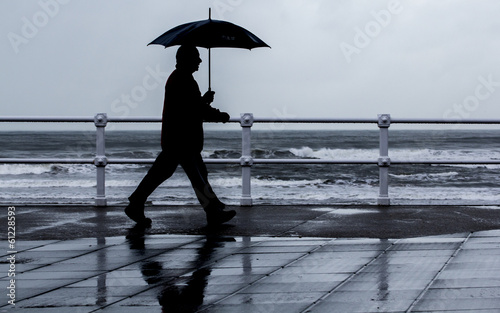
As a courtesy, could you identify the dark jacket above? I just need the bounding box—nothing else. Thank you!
[161,68,228,153]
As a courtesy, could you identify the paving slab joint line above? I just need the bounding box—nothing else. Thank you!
[91,235,266,312]
[404,232,472,313]
[0,240,130,307]
[9,240,121,277]
[84,236,212,312]
[0,240,64,259]
[197,239,334,312]
[276,210,337,236]
[299,238,400,313]
[0,240,65,279]
[87,277,180,313]
[1,236,205,309]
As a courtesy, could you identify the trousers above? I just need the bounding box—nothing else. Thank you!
[129,151,223,209]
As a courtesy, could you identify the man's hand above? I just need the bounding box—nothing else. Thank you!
[202,91,215,104]
[220,112,230,123]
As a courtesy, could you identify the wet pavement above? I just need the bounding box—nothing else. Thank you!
[1,205,500,312]
[1,230,500,312]
[6,204,500,240]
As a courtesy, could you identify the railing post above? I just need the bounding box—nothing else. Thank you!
[240,113,253,206]
[378,114,391,206]
[94,113,108,207]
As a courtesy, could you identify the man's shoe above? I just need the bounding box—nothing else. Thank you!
[125,202,152,226]
[206,208,236,226]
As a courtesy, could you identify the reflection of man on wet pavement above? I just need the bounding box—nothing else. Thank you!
[125,45,236,226]
[127,226,234,312]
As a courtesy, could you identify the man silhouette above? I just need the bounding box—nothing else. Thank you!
[125,45,236,226]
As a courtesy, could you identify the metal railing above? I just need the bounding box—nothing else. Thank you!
[1,113,499,207]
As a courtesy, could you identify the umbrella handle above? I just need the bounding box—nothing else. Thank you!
[208,8,211,91]
[208,47,211,91]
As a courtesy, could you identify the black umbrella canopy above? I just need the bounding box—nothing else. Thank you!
[148,18,270,49]
[148,13,269,90]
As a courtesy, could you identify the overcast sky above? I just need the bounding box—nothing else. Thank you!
[1,0,500,131]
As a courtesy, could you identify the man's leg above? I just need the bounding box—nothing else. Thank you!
[180,153,223,209]
[180,154,235,225]
[126,151,178,224]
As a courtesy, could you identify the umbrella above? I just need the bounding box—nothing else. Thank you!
[148,9,270,90]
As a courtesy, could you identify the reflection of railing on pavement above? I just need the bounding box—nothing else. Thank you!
[1,114,500,207]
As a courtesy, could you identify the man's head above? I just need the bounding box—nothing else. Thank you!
[176,45,202,72]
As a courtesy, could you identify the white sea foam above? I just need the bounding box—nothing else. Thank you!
[157,176,328,189]
[438,164,500,169]
[390,186,500,202]
[390,172,459,181]
[3,147,498,176]
[289,147,378,159]
[0,163,152,176]
[289,146,500,163]
[2,179,499,205]
[0,179,96,188]
[0,164,95,175]
[0,164,53,175]
[105,180,144,187]
[201,151,214,158]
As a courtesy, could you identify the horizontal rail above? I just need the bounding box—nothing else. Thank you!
[106,158,242,164]
[107,117,161,123]
[253,117,500,124]
[390,118,500,124]
[252,117,378,124]
[256,159,500,165]
[0,158,241,164]
[391,160,500,165]
[2,116,500,124]
[0,158,94,164]
[1,158,499,165]
[0,116,95,123]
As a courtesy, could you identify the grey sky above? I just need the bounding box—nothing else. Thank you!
[1,0,500,131]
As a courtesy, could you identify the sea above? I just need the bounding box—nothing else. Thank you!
[1,129,499,206]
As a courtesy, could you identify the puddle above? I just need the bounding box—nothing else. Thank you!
[311,208,335,212]
[470,206,500,210]
[330,208,378,215]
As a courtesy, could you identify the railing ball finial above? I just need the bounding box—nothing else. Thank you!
[94,113,108,127]
[240,113,254,127]
[378,114,391,128]
[93,156,108,167]
[240,156,254,167]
